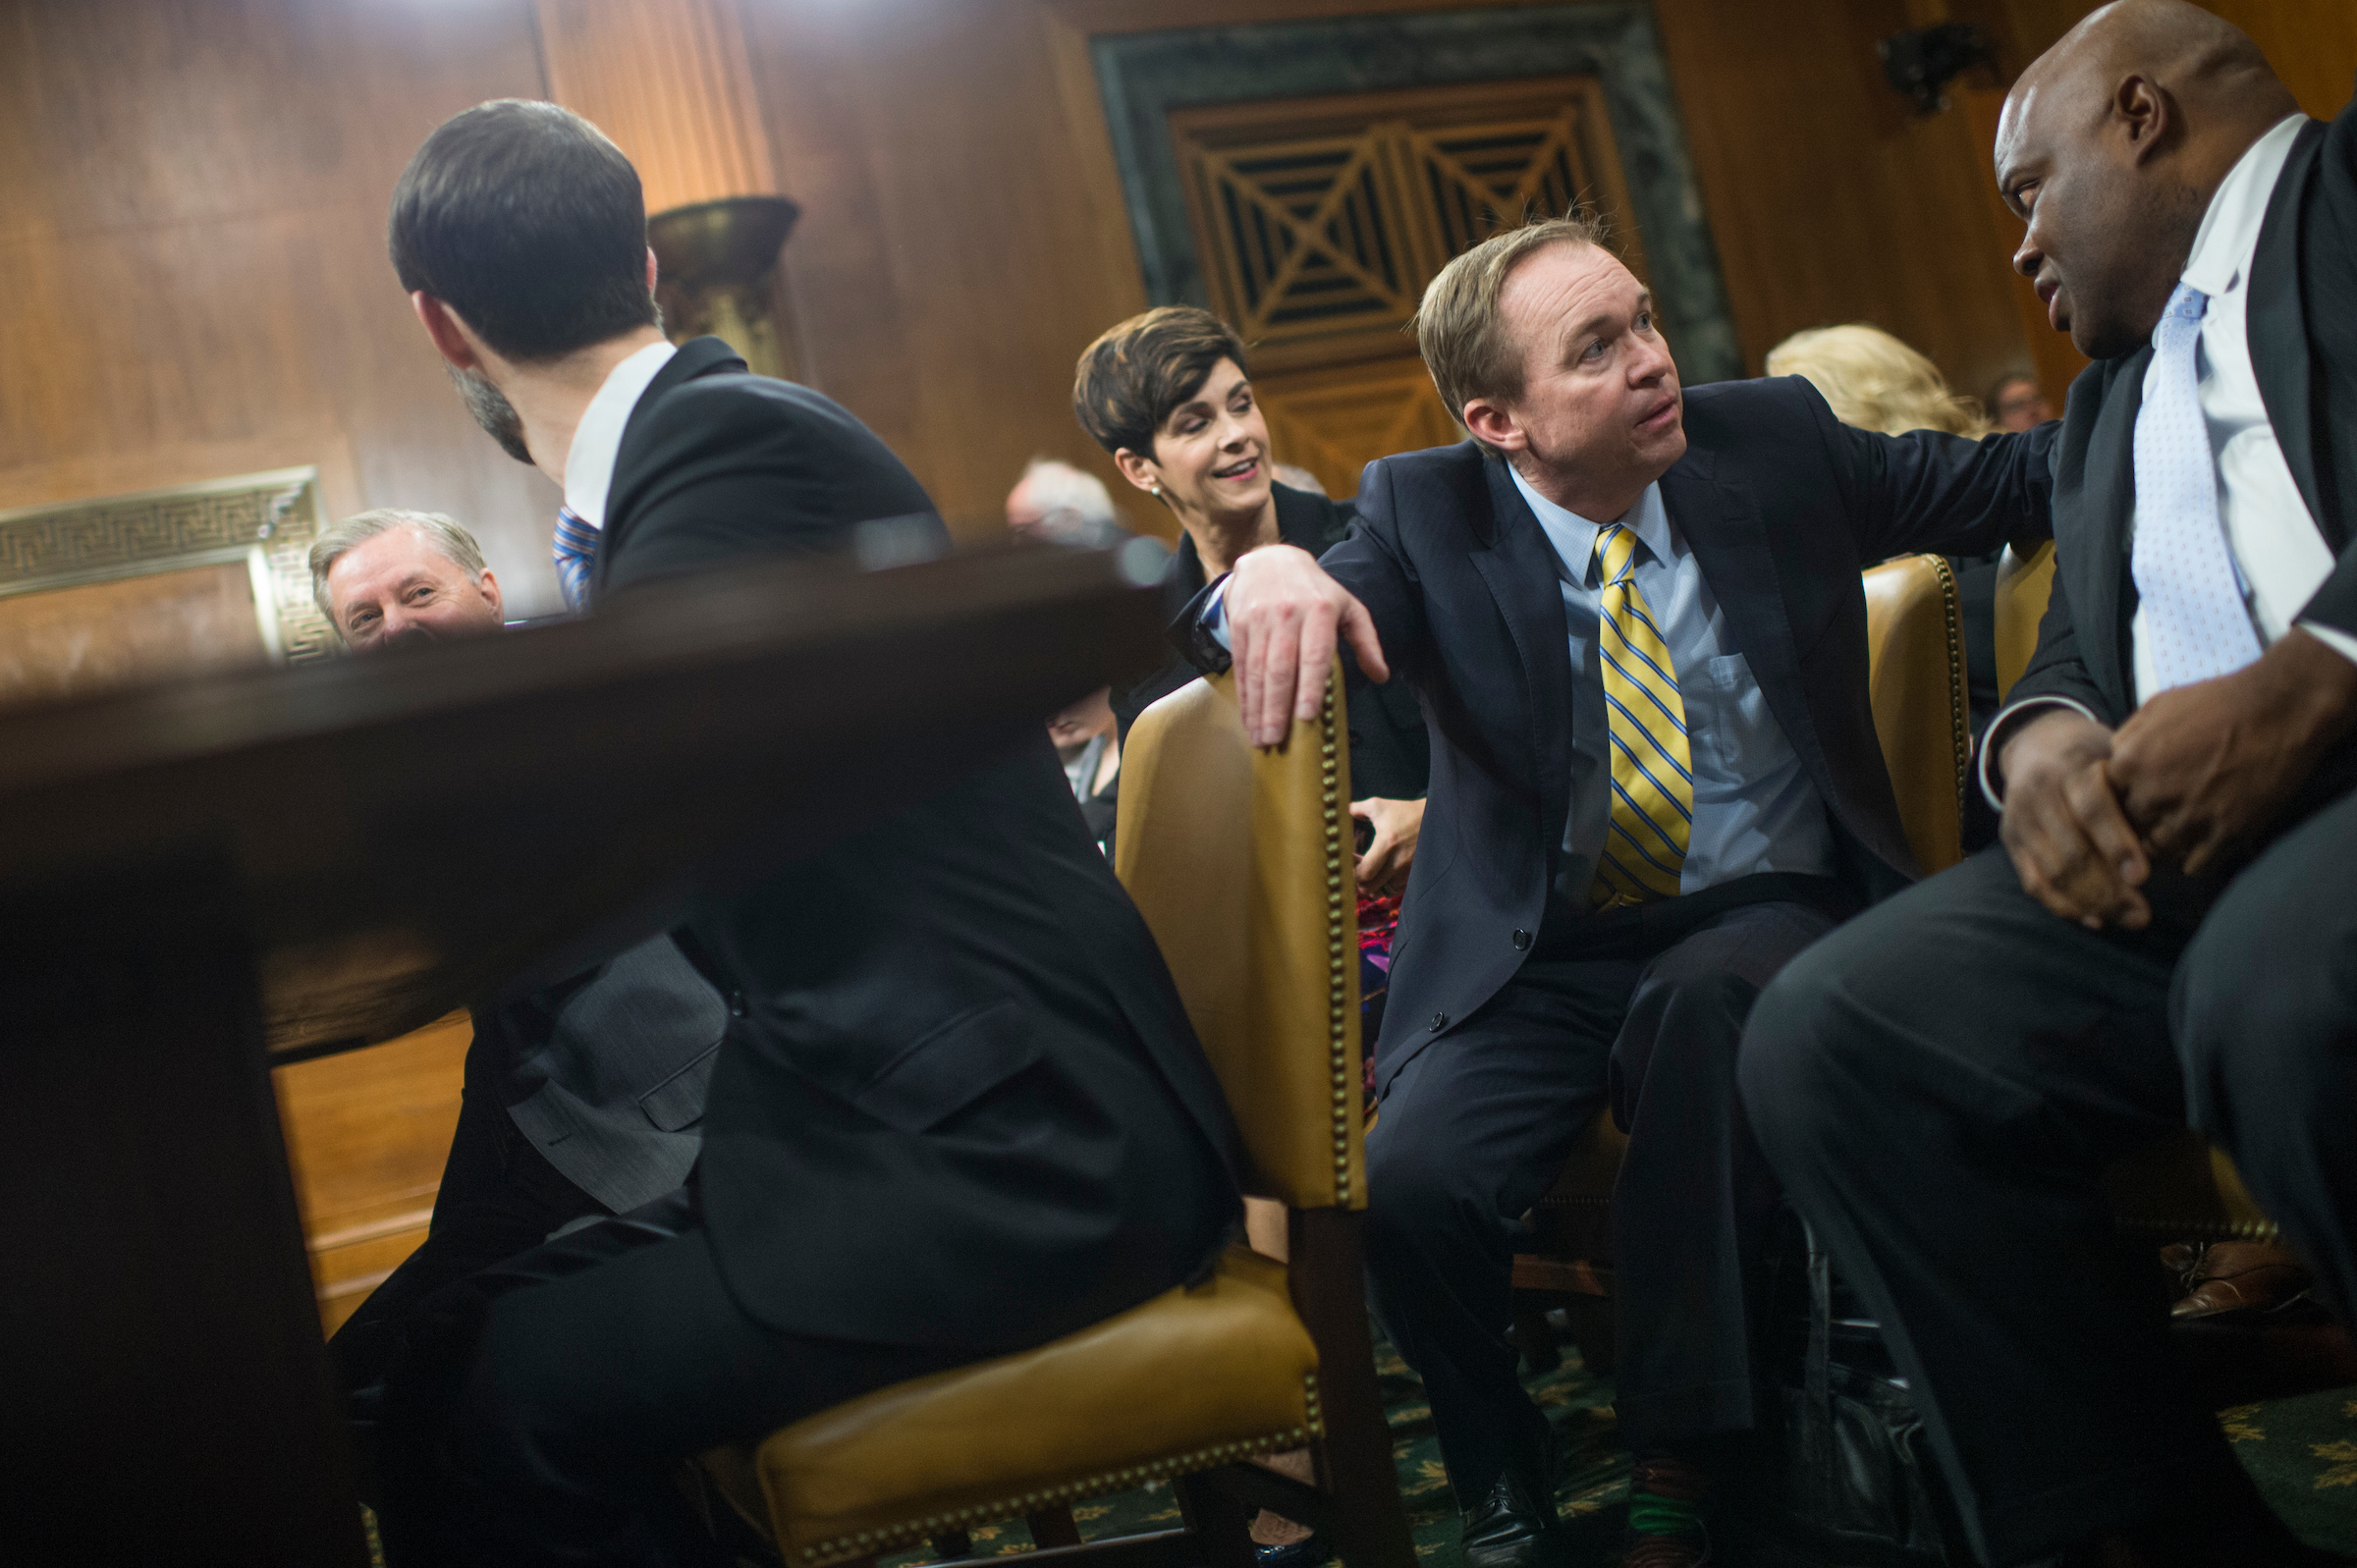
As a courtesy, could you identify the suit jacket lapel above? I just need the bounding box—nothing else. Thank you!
[2249,120,2335,549]
[2077,354,2145,713]
[1662,454,1829,785]
[594,336,749,588]
[1469,460,1575,857]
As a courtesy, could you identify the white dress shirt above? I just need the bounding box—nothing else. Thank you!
[560,339,679,530]
[1982,114,2353,804]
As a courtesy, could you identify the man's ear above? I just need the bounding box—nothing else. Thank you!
[646,246,660,296]
[2112,74,2175,164]
[411,292,483,371]
[1112,447,1163,496]
[476,567,504,618]
[1460,397,1527,455]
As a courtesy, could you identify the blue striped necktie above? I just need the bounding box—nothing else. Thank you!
[1587,522,1694,908]
[553,506,598,612]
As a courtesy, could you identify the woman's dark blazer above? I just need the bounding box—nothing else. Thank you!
[1113,482,1433,801]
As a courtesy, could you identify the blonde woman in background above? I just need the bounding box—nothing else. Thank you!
[1763,323,1991,440]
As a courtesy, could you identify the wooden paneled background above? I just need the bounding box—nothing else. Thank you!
[1,0,2347,1333]
[4,0,2350,562]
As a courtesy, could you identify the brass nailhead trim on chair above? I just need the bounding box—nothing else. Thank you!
[1927,554,1968,817]
[2113,1215,2281,1244]
[1319,676,1354,1205]
[795,1376,1326,1565]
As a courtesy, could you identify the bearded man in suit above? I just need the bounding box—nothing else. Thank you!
[368,100,1242,1566]
[1202,212,2055,1567]
[1739,4,2357,1565]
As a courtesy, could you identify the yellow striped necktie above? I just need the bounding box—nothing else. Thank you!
[1587,522,1694,909]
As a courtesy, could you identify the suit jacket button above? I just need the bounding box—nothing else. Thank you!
[1429,1012,1449,1032]
[1511,929,1532,949]
[728,991,747,1018]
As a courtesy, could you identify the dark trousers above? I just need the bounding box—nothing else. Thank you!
[1738,784,2357,1567]
[372,1183,964,1568]
[329,1074,610,1405]
[1363,880,1845,1507]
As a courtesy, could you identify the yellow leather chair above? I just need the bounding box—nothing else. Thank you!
[1511,554,1971,1370]
[1990,540,2283,1247]
[697,665,1416,1568]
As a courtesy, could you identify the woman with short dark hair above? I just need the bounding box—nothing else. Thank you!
[1072,305,1433,900]
[1074,308,1432,1568]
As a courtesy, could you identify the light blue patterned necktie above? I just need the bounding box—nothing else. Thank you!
[553,505,598,613]
[2131,281,2260,693]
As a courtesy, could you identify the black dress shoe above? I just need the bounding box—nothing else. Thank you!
[1253,1529,1333,1568]
[1459,1469,1568,1568]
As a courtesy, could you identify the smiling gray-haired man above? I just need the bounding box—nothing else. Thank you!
[311,508,506,649]
[308,508,729,1458]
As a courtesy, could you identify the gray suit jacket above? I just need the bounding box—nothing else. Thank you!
[474,935,728,1215]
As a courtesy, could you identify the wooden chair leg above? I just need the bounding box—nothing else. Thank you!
[1176,1470,1259,1568]
[1027,1505,1083,1549]
[1288,1209,1418,1568]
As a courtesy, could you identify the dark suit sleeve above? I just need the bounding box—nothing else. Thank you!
[1168,460,1429,683]
[2294,92,2357,643]
[602,380,935,595]
[1799,380,2058,565]
[2002,550,2118,723]
[1319,457,1430,676]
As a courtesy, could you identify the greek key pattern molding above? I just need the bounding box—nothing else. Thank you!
[0,468,336,664]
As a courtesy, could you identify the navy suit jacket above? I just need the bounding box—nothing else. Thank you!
[1187,377,2056,1090]
[589,337,1243,1352]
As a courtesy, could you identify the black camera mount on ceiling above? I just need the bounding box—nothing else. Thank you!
[1878,22,2003,115]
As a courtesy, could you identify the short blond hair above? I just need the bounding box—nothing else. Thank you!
[1413,211,1614,443]
[1764,324,1990,440]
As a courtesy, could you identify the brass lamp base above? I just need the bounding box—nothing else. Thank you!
[648,195,803,381]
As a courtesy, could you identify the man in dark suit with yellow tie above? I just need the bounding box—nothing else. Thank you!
[1739,4,2357,1565]
[1201,214,2056,1568]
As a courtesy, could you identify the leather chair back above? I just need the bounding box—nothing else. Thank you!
[1861,554,1969,876]
[1116,666,1363,1212]
[1993,540,2058,701]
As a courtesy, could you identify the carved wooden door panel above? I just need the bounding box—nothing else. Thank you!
[1170,78,1649,499]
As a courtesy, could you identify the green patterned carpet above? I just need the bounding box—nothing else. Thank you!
[362,1339,2356,1566]
[873,1337,2357,1568]
[876,1336,1629,1567]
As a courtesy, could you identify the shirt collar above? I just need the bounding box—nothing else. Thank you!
[2181,113,2304,300]
[560,339,680,529]
[1508,464,1672,584]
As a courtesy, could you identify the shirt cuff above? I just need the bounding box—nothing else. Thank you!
[1202,576,1233,652]
[2295,619,2357,669]
[1977,695,2103,811]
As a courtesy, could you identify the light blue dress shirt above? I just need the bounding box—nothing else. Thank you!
[1506,467,1834,901]
[1202,469,1835,900]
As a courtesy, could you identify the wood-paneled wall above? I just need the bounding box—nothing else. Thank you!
[274,1015,472,1334]
[0,0,569,615]
[2,0,2350,552]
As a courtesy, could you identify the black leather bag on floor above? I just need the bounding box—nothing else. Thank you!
[1742,1215,1971,1568]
